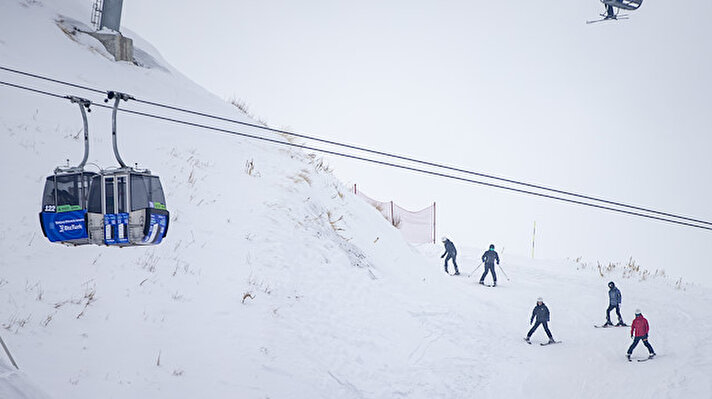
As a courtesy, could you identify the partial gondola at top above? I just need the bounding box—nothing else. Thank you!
[587,0,643,24]
[39,91,169,247]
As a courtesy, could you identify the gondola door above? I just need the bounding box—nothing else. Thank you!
[102,174,130,245]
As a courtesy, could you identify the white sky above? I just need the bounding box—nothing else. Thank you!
[121,0,712,284]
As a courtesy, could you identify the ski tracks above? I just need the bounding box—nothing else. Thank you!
[405,307,490,395]
[407,328,444,366]
[327,371,367,399]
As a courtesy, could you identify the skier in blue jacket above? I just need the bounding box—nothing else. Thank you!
[441,237,459,275]
[525,297,556,344]
[605,4,615,19]
[604,281,626,327]
[479,244,500,286]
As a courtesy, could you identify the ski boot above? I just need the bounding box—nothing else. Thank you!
[616,321,627,327]
[603,320,614,327]
[454,271,460,275]
[626,353,631,361]
[648,353,656,358]
[492,281,497,287]
[524,337,531,344]
[547,338,556,344]
[478,281,485,285]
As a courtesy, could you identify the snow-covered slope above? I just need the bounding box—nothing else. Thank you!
[0,358,51,399]
[1,1,711,398]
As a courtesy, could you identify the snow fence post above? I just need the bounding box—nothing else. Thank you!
[532,221,536,259]
[0,333,19,369]
[432,202,436,244]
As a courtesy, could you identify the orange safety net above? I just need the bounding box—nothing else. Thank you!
[354,184,435,244]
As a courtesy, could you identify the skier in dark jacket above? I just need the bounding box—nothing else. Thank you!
[440,237,459,275]
[627,309,655,360]
[604,281,626,327]
[605,4,615,19]
[525,297,556,344]
[479,244,500,286]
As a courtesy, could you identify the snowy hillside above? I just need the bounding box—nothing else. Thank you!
[1,1,712,398]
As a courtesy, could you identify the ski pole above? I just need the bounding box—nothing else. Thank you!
[0,333,19,369]
[497,264,511,281]
[468,262,483,278]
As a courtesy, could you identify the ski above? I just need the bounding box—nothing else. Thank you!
[627,354,656,362]
[585,16,629,24]
[595,324,627,328]
[540,341,562,346]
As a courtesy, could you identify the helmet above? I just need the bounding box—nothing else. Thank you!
[635,309,642,315]
[441,236,448,242]
[537,297,544,302]
[608,281,615,288]
[489,244,495,250]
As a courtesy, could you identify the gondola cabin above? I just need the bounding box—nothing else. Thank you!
[601,0,642,10]
[86,169,169,246]
[39,92,169,247]
[588,0,643,23]
[39,170,98,245]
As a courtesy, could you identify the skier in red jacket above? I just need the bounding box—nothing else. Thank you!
[626,309,656,360]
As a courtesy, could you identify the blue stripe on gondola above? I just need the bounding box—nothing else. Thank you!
[104,214,117,245]
[117,213,129,244]
[104,213,130,245]
[143,212,168,244]
[41,210,88,242]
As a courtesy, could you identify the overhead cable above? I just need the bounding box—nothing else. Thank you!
[1,64,709,227]
[1,76,710,232]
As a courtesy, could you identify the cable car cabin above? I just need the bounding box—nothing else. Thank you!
[38,93,168,247]
[39,171,98,245]
[86,170,169,247]
[601,0,642,10]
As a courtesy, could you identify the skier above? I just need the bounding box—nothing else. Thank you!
[627,309,656,360]
[440,237,459,275]
[604,281,626,327]
[525,297,556,344]
[479,244,499,286]
[605,4,615,19]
